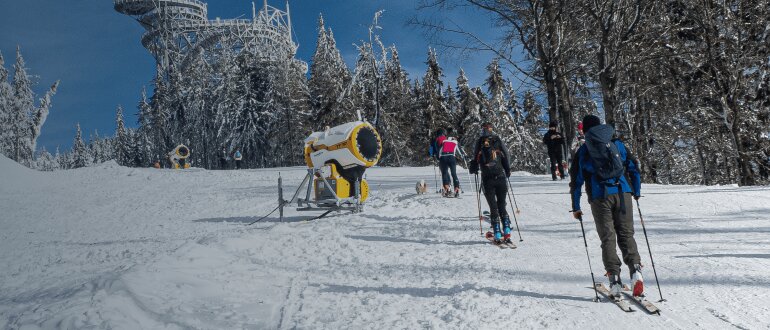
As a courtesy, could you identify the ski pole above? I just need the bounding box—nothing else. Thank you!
[636,199,666,302]
[433,159,439,193]
[473,173,483,236]
[576,213,600,302]
[506,177,521,214]
[506,188,523,242]
[459,148,473,191]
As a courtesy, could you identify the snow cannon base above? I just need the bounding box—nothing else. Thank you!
[314,163,369,203]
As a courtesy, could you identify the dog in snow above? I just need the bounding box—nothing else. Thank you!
[415,179,428,195]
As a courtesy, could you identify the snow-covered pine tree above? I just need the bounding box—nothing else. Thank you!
[35,147,58,171]
[281,59,313,166]
[455,69,482,157]
[0,51,11,158]
[114,105,130,166]
[485,59,518,160]
[9,47,35,164]
[71,123,88,168]
[149,67,171,164]
[136,87,154,167]
[180,48,214,168]
[521,91,548,173]
[1,47,58,167]
[349,42,380,124]
[380,46,412,166]
[405,78,430,164]
[420,49,451,137]
[444,84,459,128]
[309,15,353,129]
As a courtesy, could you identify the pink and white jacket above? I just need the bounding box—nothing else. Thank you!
[436,136,461,157]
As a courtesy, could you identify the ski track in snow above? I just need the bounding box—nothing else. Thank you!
[1,155,770,329]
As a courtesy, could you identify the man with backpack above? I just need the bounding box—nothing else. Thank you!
[470,122,513,244]
[234,150,243,170]
[436,128,463,197]
[543,121,566,180]
[569,114,644,299]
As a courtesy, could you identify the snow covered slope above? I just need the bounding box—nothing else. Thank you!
[2,155,769,329]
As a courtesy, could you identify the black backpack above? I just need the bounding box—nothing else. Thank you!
[584,125,625,185]
[478,135,505,176]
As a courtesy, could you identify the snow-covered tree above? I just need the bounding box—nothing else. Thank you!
[0,51,12,158]
[380,46,413,165]
[113,105,130,166]
[71,123,88,168]
[420,49,451,135]
[136,87,156,167]
[518,91,548,173]
[455,70,482,155]
[0,47,58,167]
[309,15,353,129]
[34,147,58,171]
[485,59,518,159]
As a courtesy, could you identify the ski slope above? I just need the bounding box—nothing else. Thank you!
[1,154,769,329]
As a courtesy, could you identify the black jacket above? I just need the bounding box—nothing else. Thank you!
[543,130,565,155]
[470,133,511,178]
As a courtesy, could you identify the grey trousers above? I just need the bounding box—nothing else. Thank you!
[590,193,642,276]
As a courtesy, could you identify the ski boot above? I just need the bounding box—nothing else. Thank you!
[491,220,503,244]
[442,185,452,197]
[631,264,644,297]
[607,273,623,300]
[502,215,513,244]
[453,186,460,198]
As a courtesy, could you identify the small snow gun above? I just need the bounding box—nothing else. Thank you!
[168,144,191,169]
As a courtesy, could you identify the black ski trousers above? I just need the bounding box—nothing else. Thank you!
[482,174,508,223]
[439,156,460,188]
[549,150,565,179]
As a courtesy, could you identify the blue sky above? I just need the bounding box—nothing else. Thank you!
[0,1,515,151]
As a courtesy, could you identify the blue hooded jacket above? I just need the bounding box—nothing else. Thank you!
[570,139,641,211]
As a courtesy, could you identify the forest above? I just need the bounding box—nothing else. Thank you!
[1,0,768,185]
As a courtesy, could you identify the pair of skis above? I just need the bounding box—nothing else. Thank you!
[594,283,661,315]
[485,231,517,248]
[481,212,516,249]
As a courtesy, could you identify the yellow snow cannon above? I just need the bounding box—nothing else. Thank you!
[168,144,191,169]
[303,121,382,203]
[276,121,381,220]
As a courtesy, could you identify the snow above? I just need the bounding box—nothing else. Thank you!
[2,154,770,329]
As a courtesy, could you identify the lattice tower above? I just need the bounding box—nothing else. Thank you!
[115,0,306,73]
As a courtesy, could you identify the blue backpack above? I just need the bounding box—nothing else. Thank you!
[584,125,625,187]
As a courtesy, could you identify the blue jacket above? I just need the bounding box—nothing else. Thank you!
[570,140,641,211]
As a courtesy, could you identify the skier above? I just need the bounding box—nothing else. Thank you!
[569,114,645,299]
[543,121,566,180]
[234,150,243,170]
[469,122,513,244]
[436,127,463,197]
[219,147,228,169]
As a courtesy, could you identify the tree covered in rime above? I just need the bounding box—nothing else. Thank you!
[71,123,88,168]
[34,147,58,171]
[455,70,482,156]
[518,91,548,173]
[309,15,353,129]
[114,105,131,166]
[420,49,451,136]
[0,47,58,167]
[380,47,413,165]
[485,59,518,159]
[0,51,12,157]
[149,68,172,163]
[135,87,154,166]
